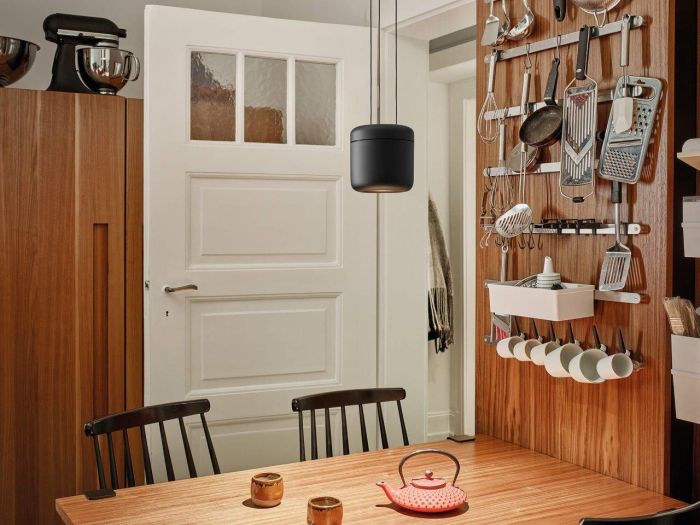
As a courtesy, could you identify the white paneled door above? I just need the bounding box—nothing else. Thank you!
[145,6,377,478]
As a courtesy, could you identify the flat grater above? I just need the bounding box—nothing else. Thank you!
[598,76,662,184]
[560,26,597,204]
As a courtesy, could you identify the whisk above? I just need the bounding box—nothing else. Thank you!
[489,118,513,213]
[478,51,500,143]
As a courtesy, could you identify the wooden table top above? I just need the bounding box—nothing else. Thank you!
[56,435,684,524]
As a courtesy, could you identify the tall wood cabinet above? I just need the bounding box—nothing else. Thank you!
[0,88,143,524]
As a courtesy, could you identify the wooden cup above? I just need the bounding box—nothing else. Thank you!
[307,496,343,525]
[250,472,284,508]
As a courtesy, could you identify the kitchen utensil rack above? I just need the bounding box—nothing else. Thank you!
[482,221,645,236]
[483,15,644,64]
[483,279,646,305]
[484,160,598,177]
[485,90,615,122]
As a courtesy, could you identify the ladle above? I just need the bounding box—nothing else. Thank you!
[508,0,535,41]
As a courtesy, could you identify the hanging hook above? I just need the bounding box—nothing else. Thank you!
[524,43,532,70]
[554,35,561,61]
[592,8,608,29]
[527,224,536,250]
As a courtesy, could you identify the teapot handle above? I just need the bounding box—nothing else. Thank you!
[398,449,461,487]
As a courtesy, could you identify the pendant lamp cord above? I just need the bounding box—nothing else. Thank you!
[395,0,398,124]
[377,0,381,124]
[369,0,373,125]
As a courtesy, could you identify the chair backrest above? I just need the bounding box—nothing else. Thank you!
[84,399,220,489]
[291,388,409,461]
[580,501,700,525]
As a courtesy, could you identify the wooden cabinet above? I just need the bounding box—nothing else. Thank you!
[0,89,143,524]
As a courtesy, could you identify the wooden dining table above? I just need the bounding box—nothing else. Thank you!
[56,435,684,524]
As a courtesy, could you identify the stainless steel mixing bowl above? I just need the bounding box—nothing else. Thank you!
[77,47,140,95]
[0,36,39,87]
[570,0,622,14]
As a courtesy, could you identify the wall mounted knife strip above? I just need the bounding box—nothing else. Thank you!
[483,15,645,64]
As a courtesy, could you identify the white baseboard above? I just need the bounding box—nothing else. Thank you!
[426,410,456,441]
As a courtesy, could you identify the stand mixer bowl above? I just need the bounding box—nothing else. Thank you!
[0,36,40,87]
[77,47,140,95]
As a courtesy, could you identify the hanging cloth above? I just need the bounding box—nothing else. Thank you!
[428,195,454,353]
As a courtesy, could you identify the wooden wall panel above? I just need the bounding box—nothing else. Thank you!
[126,98,145,485]
[475,0,676,494]
[0,89,129,524]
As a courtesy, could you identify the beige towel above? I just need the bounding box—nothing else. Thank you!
[428,196,453,352]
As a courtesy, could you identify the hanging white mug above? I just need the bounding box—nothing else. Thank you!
[596,329,638,380]
[569,326,607,384]
[514,319,542,362]
[545,323,582,378]
[531,322,560,366]
[496,319,524,359]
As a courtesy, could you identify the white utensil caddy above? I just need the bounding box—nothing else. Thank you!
[487,283,594,322]
[682,197,700,258]
[671,335,700,424]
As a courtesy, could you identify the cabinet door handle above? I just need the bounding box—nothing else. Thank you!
[163,284,198,293]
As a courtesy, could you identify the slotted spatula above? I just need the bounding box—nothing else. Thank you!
[599,181,631,291]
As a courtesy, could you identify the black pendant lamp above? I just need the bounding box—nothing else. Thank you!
[351,0,414,193]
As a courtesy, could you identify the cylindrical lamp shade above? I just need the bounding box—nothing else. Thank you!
[350,124,414,193]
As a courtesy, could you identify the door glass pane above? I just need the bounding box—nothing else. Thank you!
[245,56,287,144]
[296,61,336,146]
[190,51,236,141]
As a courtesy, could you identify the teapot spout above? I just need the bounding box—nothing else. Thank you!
[376,481,398,502]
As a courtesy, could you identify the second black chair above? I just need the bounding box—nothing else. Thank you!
[84,399,220,489]
[291,388,409,461]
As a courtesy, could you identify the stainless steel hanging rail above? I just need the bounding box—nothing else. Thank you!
[483,15,644,64]
[484,90,615,121]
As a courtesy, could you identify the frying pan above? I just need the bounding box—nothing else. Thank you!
[519,58,562,148]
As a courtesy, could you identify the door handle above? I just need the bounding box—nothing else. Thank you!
[163,284,199,293]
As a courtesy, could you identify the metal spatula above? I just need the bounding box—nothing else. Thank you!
[481,0,501,46]
[599,181,631,291]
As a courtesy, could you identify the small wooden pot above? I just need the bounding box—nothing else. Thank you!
[250,472,284,508]
[307,496,343,525]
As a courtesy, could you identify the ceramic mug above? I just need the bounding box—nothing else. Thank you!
[597,353,634,380]
[569,326,607,384]
[531,322,560,366]
[307,496,343,525]
[496,334,523,359]
[597,329,637,380]
[251,472,284,508]
[496,319,524,359]
[514,319,541,362]
[544,324,582,378]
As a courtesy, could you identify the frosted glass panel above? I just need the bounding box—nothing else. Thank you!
[245,57,287,144]
[296,61,336,146]
[190,51,236,141]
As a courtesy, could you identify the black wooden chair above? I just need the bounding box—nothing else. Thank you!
[84,399,220,489]
[291,388,409,461]
[580,501,700,524]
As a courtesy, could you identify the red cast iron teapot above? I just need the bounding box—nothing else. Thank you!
[377,449,467,513]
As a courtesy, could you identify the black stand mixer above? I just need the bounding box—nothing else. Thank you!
[44,13,139,95]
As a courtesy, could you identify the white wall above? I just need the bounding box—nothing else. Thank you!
[426,81,454,441]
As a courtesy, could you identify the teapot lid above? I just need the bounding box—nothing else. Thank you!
[410,470,446,490]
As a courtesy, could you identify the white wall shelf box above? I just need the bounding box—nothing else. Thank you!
[487,282,594,322]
